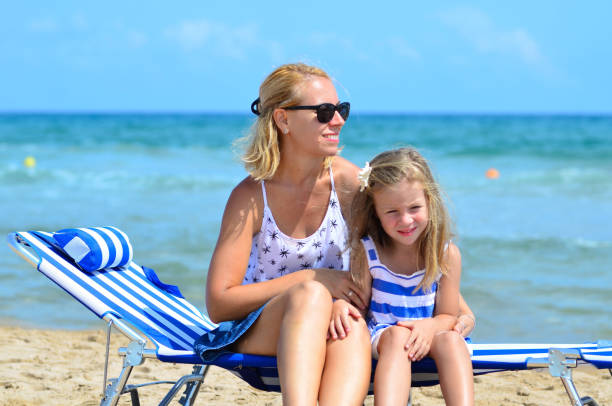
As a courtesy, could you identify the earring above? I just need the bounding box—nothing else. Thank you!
[283,128,288,134]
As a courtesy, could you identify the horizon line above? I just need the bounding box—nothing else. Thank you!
[1,110,612,117]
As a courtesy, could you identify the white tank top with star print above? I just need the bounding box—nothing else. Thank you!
[242,167,350,284]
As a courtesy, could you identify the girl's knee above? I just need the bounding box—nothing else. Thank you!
[431,330,467,356]
[378,325,411,352]
[434,330,464,346]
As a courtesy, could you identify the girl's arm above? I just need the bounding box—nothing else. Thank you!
[398,242,462,360]
[455,293,476,337]
[433,241,462,323]
[206,178,366,323]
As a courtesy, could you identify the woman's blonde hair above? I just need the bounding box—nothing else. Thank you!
[239,63,334,180]
[349,147,453,292]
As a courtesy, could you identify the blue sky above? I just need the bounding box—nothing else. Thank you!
[2,1,611,113]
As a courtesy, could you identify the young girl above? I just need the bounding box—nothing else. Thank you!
[330,147,474,406]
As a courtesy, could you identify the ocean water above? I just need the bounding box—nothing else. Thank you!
[1,113,610,343]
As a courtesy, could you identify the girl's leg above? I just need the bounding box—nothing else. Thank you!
[373,326,412,406]
[234,280,332,406]
[318,316,371,406]
[429,331,474,406]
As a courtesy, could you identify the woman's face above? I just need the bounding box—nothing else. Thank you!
[282,77,346,157]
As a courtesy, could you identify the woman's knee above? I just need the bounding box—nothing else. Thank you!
[285,280,333,314]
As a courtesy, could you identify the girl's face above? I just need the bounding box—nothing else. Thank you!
[373,179,429,249]
[283,77,346,157]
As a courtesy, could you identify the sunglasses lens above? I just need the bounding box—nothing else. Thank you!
[338,102,350,120]
[316,104,336,123]
[315,103,350,123]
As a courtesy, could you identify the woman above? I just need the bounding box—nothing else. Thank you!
[195,63,474,406]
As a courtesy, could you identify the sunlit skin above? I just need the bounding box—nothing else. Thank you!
[206,75,371,406]
[373,179,429,272]
[206,72,474,405]
[330,177,474,405]
[274,77,346,163]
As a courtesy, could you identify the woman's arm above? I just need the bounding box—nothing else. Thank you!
[328,244,372,339]
[205,178,366,323]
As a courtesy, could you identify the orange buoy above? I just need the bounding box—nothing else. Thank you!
[485,168,499,179]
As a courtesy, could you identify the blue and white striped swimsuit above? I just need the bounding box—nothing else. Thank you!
[361,236,441,344]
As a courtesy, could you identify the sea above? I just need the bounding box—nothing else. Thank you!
[1,113,610,343]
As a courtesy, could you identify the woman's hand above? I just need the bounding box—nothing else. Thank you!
[397,319,437,361]
[453,313,475,338]
[313,269,368,310]
[328,299,362,340]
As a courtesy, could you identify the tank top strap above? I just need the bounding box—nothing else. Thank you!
[360,235,380,267]
[328,165,337,192]
[260,180,269,208]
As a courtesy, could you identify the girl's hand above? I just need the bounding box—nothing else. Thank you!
[313,269,368,310]
[397,319,436,361]
[453,313,475,338]
[328,299,362,340]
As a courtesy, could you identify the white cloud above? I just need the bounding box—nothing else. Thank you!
[387,37,421,61]
[27,17,59,33]
[166,20,212,50]
[440,7,544,65]
[70,14,89,31]
[165,19,259,60]
[128,31,148,48]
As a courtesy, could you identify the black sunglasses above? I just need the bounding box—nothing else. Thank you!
[285,102,350,123]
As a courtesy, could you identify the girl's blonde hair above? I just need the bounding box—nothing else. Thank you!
[349,147,453,292]
[239,63,335,180]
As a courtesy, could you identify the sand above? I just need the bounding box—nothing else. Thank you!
[0,326,610,405]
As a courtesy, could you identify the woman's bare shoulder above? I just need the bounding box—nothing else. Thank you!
[224,176,263,218]
[332,156,360,189]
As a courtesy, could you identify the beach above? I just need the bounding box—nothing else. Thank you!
[1,326,610,405]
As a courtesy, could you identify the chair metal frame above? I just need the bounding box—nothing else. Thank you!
[8,231,611,406]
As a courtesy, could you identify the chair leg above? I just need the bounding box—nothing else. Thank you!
[158,366,209,406]
[128,388,141,406]
[100,364,135,406]
[179,365,209,406]
[100,340,146,406]
[559,375,583,406]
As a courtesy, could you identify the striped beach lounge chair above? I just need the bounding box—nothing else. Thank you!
[7,227,612,406]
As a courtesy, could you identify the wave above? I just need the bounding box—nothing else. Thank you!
[0,164,239,192]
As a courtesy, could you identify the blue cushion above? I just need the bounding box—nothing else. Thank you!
[53,226,133,271]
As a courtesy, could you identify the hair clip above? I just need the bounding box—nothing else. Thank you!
[251,97,261,116]
[357,162,372,192]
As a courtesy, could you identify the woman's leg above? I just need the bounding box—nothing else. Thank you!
[318,316,371,406]
[429,331,474,406]
[373,326,412,406]
[234,280,332,406]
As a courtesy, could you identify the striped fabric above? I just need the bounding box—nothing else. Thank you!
[9,230,612,397]
[53,226,133,271]
[362,236,439,329]
[15,230,282,391]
